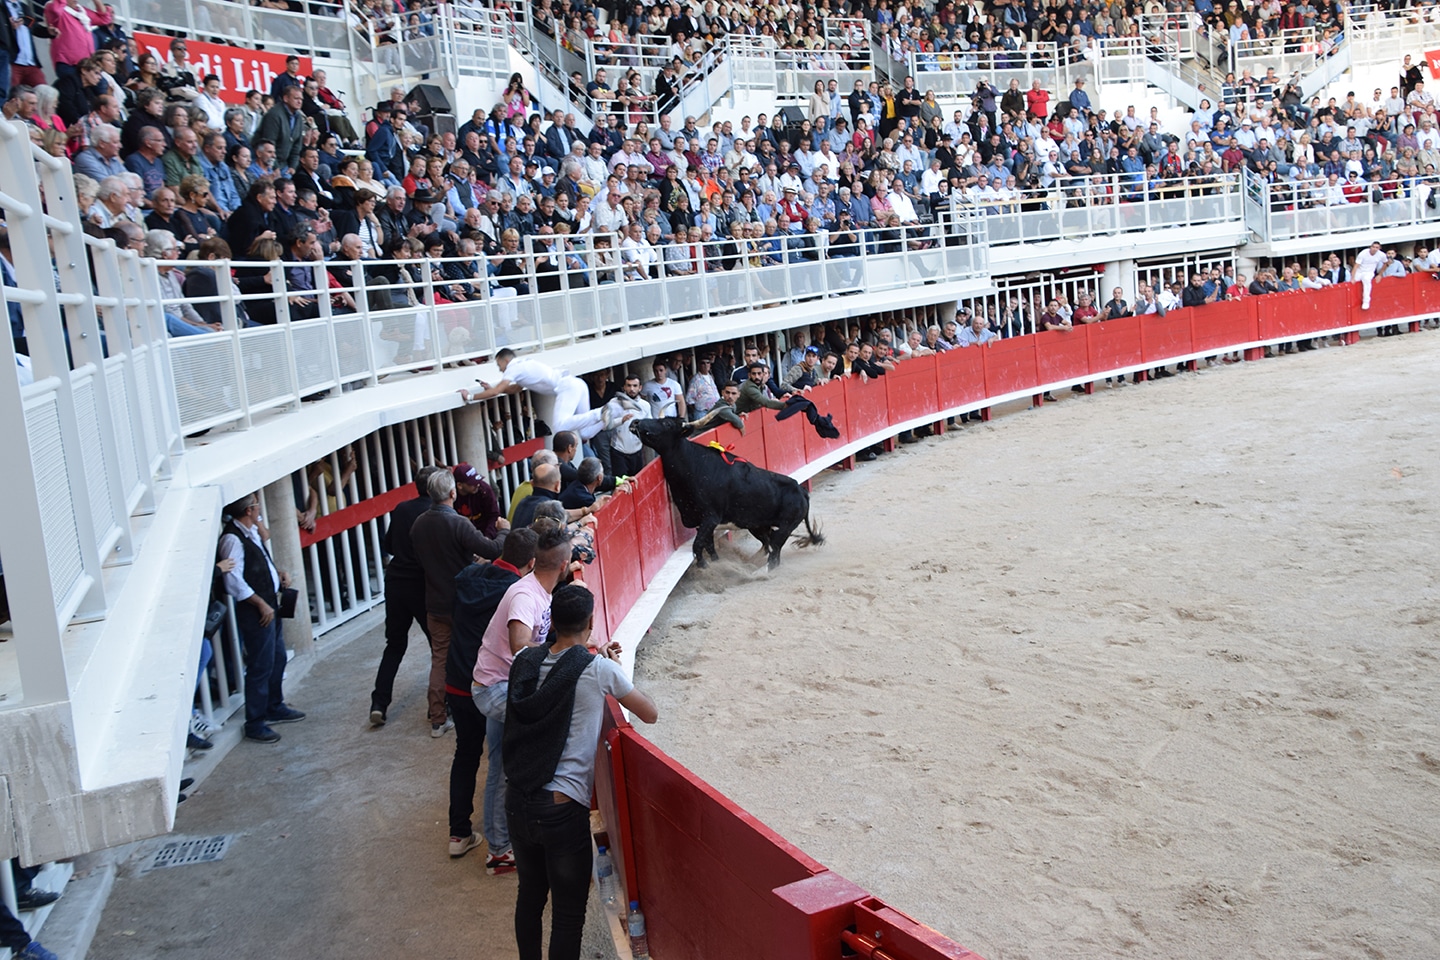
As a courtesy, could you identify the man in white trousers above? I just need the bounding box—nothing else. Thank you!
[459,349,611,440]
[1354,240,1388,309]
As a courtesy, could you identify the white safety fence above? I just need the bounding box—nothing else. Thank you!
[157,219,989,435]
[1249,172,1440,243]
[946,171,1244,247]
[907,46,1087,100]
[0,120,178,710]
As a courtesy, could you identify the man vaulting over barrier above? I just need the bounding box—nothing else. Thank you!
[458,348,612,440]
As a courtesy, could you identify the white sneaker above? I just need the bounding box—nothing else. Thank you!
[190,711,217,737]
[449,833,482,858]
[430,717,454,738]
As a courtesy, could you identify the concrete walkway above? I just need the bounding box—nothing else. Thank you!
[90,613,615,960]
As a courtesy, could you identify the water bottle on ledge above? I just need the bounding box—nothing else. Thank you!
[596,846,617,907]
[627,901,651,958]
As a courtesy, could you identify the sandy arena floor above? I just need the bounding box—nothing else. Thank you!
[635,333,1440,960]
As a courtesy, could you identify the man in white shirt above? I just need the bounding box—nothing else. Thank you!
[1354,240,1388,309]
[641,361,687,418]
[590,189,628,235]
[460,349,610,440]
[1158,280,1184,312]
[604,375,650,477]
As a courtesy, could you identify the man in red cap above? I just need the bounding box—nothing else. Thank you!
[453,463,502,538]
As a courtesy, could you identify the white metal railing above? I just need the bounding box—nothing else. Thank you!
[1134,13,1198,58]
[771,44,873,103]
[156,219,987,433]
[1344,5,1440,67]
[1231,26,1339,82]
[442,4,513,85]
[950,171,1244,247]
[907,46,1085,99]
[115,0,355,61]
[1246,171,1440,243]
[0,120,177,709]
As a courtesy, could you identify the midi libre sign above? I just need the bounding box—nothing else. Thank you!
[134,32,314,104]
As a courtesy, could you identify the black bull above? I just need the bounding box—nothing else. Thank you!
[633,418,824,568]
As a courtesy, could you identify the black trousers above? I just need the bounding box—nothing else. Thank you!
[447,691,486,838]
[0,902,29,951]
[371,575,430,711]
[1,862,35,950]
[611,448,644,479]
[507,786,593,960]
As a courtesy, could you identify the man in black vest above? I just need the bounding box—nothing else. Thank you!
[369,465,440,726]
[219,493,305,744]
[503,584,656,960]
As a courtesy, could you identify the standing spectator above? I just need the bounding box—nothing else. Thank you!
[472,526,575,876]
[218,493,305,744]
[641,360,686,419]
[368,465,441,727]
[605,374,648,478]
[256,82,305,176]
[42,0,111,79]
[2,0,44,94]
[409,469,507,737]
[444,527,539,861]
[683,356,719,419]
[453,463,502,538]
[504,583,657,960]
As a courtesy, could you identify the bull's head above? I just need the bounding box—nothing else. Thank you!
[632,417,693,450]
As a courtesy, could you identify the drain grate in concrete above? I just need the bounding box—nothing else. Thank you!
[143,835,234,872]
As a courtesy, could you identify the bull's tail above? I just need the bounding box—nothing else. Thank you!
[792,515,825,549]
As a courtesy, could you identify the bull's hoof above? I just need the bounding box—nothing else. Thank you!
[693,553,708,569]
[707,546,719,561]
[767,554,782,570]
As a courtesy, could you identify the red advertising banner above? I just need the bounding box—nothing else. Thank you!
[134,32,312,104]
[1427,48,1440,79]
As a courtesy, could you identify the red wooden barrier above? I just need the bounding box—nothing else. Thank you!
[594,485,642,636]
[981,334,1039,396]
[630,464,675,589]
[936,345,986,411]
[761,403,810,477]
[1034,327,1090,384]
[1255,289,1313,341]
[801,379,850,465]
[1140,307,1195,363]
[885,353,940,424]
[1315,281,1356,330]
[1367,271,1416,320]
[1085,312,1144,372]
[1413,272,1440,314]
[844,372,891,438]
[584,547,611,649]
[617,726,829,960]
[1191,297,1256,352]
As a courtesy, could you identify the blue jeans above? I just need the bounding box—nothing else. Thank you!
[234,601,286,733]
[166,312,209,336]
[472,681,510,855]
[506,785,593,960]
[0,51,11,100]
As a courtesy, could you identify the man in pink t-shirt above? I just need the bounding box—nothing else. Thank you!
[469,528,571,875]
